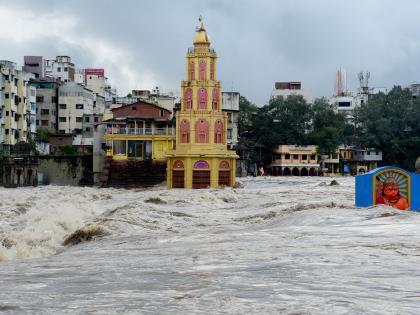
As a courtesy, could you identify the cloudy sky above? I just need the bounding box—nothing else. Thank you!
[1,0,420,105]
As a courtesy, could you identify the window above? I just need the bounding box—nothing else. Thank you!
[85,116,90,122]
[59,104,67,109]
[113,140,126,156]
[367,151,371,155]
[57,67,61,72]
[285,153,290,159]
[227,128,232,139]
[41,120,49,126]
[76,104,84,109]
[293,154,299,160]
[5,111,9,116]
[36,120,39,126]
[59,129,65,134]
[64,67,68,72]
[52,96,57,103]
[5,129,9,135]
[76,117,83,123]
[302,154,307,160]
[94,116,99,123]
[85,127,91,132]
[41,109,49,115]
[36,96,44,102]
[59,117,66,122]
[310,154,316,160]
[159,110,164,117]
[5,93,9,99]
[132,106,136,110]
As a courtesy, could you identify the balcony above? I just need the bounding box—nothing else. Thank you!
[107,127,175,136]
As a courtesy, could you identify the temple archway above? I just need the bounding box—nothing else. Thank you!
[292,167,300,176]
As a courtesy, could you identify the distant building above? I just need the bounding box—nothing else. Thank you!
[58,82,96,134]
[23,56,44,79]
[222,92,239,149]
[271,82,314,103]
[44,56,75,82]
[339,145,382,175]
[270,145,320,176]
[31,80,60,132]
[408,83,420,98]
[0,60,35,150]
[113,89,176,116]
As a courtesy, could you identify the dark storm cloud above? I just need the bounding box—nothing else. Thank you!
[2,0,420,104]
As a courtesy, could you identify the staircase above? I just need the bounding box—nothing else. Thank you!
[101,159,167,188]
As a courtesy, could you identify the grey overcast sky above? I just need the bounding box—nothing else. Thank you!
[1,0,420,105]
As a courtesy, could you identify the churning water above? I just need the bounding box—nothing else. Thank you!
[1,177,420,314]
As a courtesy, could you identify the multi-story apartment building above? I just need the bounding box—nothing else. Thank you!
[31,80,59,132]
[45,56,75,82]
[0,60,35,150]
[58,82,95,134]
[222,92,239,149]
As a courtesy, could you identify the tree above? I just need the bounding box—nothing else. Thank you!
[36,128,50,142]
[356,86,420,171]
[308,98,346,154]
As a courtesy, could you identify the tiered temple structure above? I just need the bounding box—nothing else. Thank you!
[166,20,237,188]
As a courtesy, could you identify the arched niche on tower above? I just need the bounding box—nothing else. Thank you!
[212,88,219,110]
[180,119,190,144]
[214,119,224,144]
[185,88,192,110]
[195,119,209,143]
[189,60,195,80]
[199,59,206,81]
[197,88,208,110]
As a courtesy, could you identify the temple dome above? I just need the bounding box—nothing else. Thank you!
[193,22,211,45]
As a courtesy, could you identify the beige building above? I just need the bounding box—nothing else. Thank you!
[58,82,95,134]
[270,144,320,176]
[222,92,239,149]
[0,60,35,150]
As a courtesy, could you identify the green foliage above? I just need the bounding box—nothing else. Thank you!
[36,128,50,142]
[307,98,346,154]
[355,86,420,171]
[61,145,78,156]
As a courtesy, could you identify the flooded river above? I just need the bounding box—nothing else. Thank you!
[1,177,419,314]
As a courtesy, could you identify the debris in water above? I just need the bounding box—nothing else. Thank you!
[63,224,107,246]
[145,196,167,204]
[329,179,339,186]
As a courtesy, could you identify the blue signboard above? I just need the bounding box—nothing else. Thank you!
[356,166,420,211]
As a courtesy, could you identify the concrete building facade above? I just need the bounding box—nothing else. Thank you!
[45,56,75,82]
[58,82,95,134]
[222,91,239,149]
[32,80,59,132]
[0,61,35,149]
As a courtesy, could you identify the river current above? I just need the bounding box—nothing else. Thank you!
[1,177,419,314]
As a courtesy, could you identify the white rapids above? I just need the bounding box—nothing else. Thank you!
[0,176,420,314]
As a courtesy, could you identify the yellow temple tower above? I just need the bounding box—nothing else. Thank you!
[166,19,238,189]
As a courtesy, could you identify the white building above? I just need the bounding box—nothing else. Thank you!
[222,91,239,149]
[44,56,75,82]
[271,82,314,103]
